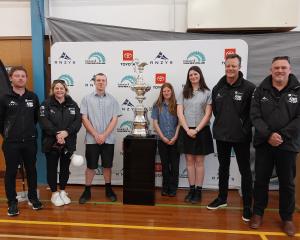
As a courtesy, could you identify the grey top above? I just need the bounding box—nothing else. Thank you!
[80,91,122,144]
[177,89,212,127]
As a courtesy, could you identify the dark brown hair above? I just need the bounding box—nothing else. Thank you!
[183,66,209,99]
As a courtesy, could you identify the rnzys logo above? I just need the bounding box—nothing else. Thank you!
[234,91,243,101]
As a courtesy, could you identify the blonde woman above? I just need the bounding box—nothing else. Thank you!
[39,80,81,206]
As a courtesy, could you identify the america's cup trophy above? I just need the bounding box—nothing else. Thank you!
[131,59,151,137]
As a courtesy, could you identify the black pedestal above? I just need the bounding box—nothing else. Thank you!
[123,135,157,205]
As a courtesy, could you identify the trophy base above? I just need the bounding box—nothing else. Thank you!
[131,128,149,137]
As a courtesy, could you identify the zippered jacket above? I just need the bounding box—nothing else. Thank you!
[250,74,300,152]
[212,72,256,142]
[0,89,39,142]
[39,95,81,153]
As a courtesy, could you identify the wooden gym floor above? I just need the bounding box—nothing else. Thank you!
[0,184,299,240]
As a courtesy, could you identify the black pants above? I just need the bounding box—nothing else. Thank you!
[158,140,180,192]
[216,140,253,207]
[46,150,72,192]
[2,141,38,203]
[253,144,297,221]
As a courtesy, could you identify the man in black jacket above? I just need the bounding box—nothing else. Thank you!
[249,56,300,236]
[207,54,255,222]
[0,66,42,216]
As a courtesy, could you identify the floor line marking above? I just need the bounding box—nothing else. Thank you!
[0,234,107,240]
[0,219,297,237]
[259,234,269,240]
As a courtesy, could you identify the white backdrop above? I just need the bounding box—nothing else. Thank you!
[51,39,248,188]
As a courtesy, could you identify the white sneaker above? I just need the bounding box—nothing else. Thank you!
[51,192,64,207]
[60,190,71,205]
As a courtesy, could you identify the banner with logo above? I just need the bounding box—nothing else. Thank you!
[51,39,248,188]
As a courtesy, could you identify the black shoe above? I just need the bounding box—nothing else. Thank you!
[184,188,195,203]
[191,189,202,204]
[7,202,19,216]
[79,188,91,204]
[168,190,177,197]
[28,198,43,210]
[242,207,252,222]
[207,197,227,210]
[161,189,169,196]
[105,188,117,202]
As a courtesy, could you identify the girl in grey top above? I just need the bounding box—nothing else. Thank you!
[177,66,214,204]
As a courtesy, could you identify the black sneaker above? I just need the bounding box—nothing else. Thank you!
[161,189,169,196]
[28,198,43,210]
[79,188,91,204]
[191,189,202,204]
[184,188,195,203]
[105,188,117,202]
[168,190,177,197]
[7,202,19,216]
[207,197,227,210]
[242,207,252,222]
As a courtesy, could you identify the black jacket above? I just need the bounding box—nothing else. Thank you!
[250,74,300,152]
[39,95,81,153]
[0,89,39,142]
[212,72,256,142]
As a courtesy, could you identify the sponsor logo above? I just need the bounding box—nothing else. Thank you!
[150,52,173,65]
[25,99,34,108]
[120,50,134,66]
[288,94,298,104]
[85,52,105,64]
[84,75,95,87]
[224,48,236,59]
[183,51,206,64]
[261,96,269,102]
[8,100,18,107]
[155,73,166,84]
[57,74,74,86]
[95,166,103,175]
[123,50,134,61]
[114,168,123,177]
[179,168,188,178]
[233,91,243,101]
[54,52,76,64]
[118,75,136,88]
[117,120,133,133]
[121,99,135,111]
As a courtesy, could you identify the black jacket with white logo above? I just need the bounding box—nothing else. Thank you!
[212,72,256,142]
[250,74,300,152]
[39,95,81,153]
[0,89,39,142]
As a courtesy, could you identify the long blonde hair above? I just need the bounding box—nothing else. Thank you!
[154,82,177,116]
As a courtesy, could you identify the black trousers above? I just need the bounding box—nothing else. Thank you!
[253,144,297,221]
[46,150,72,192]
[216,140,253,207]
[158,140,180,192]
[2,141,38,203]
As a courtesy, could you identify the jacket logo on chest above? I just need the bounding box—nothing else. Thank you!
[287,94,298,104]
[8,100,18,107]
[233,91,243,101]
[260,96,269,102]
[25,99,34,107]
[69,107,75,115]
[40,106,45,116]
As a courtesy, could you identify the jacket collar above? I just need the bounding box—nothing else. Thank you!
[260,74,300,91]
[217,71,244,88]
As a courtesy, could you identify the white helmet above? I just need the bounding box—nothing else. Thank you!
[71,154,84,167]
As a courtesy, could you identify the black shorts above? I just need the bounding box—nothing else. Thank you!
[85,144,115,169]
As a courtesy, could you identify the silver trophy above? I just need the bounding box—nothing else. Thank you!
[131,59,151,137]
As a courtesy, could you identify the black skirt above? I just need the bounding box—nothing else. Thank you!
[177,126,214,155]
